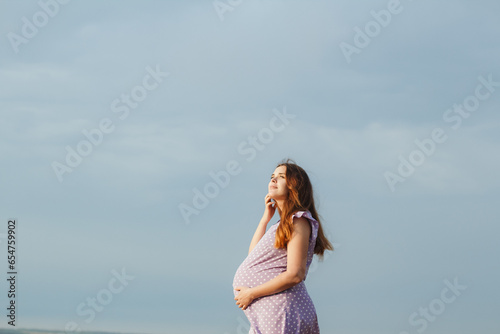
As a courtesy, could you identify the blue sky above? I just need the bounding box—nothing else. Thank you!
[1,0,499,333]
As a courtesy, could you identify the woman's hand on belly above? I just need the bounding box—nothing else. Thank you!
[234,286,255,310]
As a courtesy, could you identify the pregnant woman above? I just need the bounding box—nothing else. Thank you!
[233,159,333,333]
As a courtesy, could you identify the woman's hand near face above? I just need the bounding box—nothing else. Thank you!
[249,194,276,254]
[261,193,276,224]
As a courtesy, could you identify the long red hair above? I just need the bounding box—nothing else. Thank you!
[274,159,333,259]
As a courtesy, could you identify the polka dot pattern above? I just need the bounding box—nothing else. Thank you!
[233,211,320,333]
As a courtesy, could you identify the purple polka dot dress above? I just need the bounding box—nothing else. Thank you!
[233,210,320,334]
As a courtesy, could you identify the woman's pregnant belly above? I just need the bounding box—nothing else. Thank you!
[233,228,288,292]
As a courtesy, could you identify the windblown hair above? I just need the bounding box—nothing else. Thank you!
[274,159,333,259]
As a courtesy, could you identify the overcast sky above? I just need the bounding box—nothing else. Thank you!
[1,0,499,333]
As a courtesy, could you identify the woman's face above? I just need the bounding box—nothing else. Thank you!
[268,165,288,200]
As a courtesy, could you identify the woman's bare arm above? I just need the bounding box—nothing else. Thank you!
[248,219,269,254]
[248,194,276,254]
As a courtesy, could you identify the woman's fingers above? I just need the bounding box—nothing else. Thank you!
[234,286,248,309]
[265,194,273,205]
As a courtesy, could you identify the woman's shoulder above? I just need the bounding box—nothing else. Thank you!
[291,210,314,220]
[291,210,318,226]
